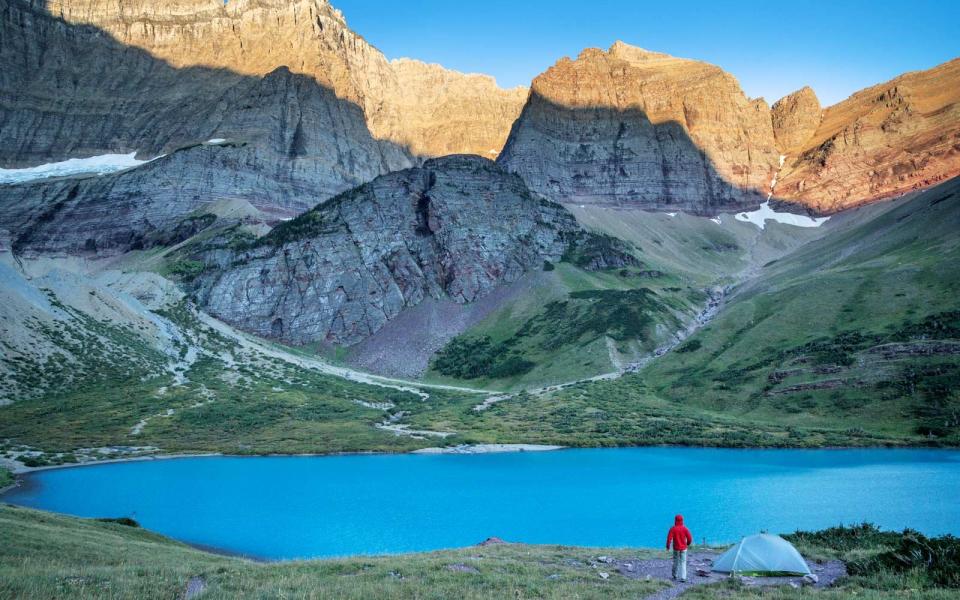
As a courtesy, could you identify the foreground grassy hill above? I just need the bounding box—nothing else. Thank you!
[0,505,665,600]
[1,505,957,599]
[639,178,960,444]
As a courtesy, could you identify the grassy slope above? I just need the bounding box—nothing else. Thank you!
[423,263,704,390]
[565,205,831,286]
[0,302,431,459]
[2,506,957,599]
[0,505,664,600]
[404,378,911,449]
[0,466,12,488]
[422,200,834,391]
[685,524,960,599]
[638,178,960,443]
[0,292,910,460]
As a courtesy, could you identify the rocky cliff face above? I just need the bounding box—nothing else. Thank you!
[190,156,634,346]
[775,59,960,213]
[390,59,527,158]
[0,141,324,256]
[771,87,822,156]
[0,0,527,255]
[497,43,959,217]
[1,0,524,166]
[497,42,779,215]
[3,0,956,233]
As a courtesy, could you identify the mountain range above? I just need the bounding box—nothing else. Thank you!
[0,0,958,460]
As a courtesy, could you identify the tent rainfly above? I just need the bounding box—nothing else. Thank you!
[712,533,812,575]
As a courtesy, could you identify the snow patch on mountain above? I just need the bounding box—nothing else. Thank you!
[0,153,151,184]
[735,202,830,229]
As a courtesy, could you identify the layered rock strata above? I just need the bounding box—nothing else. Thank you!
[498,42,779,215]
[775,58,960,213]
[771,86,822,156]
[1,0,525,166]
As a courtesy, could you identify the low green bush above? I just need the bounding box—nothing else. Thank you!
[431,336,535,379]
[95,517,141,528]
[851,531,960,588]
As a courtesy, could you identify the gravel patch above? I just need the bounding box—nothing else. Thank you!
[612,551,846,600]
[183,575,206,599]
[343,272,551,378]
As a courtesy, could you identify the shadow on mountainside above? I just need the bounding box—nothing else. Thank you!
[497,91,790,216]
[0,0,413,168]
[0,0,413,254]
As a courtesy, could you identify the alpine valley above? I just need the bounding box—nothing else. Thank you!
[1,0,959,462]
[2,1,960,598]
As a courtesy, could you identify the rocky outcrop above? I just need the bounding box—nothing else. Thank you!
[190,156,634,346]
[0,0,524,166]
[497,42,779,215]
[776,59,960,213]
[771,87,822,156]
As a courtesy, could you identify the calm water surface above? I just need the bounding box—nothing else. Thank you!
[5,448,959,560]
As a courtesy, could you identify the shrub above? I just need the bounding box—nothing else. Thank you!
[850,531,960,588]
[432,336,535,379]
[785,523,900,554]
[561,232,639,270]
[96,517,141,528]
[168,259,206,280]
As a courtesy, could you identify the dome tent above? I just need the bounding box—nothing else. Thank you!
[713,533,811,575]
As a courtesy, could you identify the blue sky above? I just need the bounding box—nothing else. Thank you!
[335,0,959,106]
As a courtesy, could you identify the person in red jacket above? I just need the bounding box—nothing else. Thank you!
[666,514,693,582]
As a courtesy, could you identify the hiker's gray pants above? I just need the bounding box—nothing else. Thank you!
[672,550,687,581]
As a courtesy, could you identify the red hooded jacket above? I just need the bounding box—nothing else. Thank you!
[666,514,692,551]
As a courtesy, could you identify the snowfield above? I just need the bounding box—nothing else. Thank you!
[735,202,830,229]
[0,152,151,184]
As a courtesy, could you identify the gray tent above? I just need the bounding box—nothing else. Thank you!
[712,533,811,575]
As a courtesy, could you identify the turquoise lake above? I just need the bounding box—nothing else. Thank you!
[4,448,959,560]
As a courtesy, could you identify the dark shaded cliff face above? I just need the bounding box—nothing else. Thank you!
[0,0,524,167]
[497,43,777,216]
[0,0,527,253]
[0,0,413,216]
[190,156,635,346]
[0,90,393,257]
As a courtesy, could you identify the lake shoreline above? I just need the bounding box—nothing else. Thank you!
[0,444,569,477]
[3,440,957,478]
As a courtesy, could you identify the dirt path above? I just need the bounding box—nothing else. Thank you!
[486,285,727,403]
[183,575,206,600]
[610,551,846,599]
[197,280,730,432]
[191,275,732,414]
[196,311,487,399]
